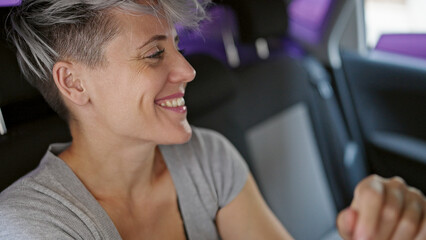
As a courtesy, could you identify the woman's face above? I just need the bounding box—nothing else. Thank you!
[78,11,195,145]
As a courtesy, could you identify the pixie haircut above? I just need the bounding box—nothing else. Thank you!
[7,0,210,120]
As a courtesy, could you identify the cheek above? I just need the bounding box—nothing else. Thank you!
[85,69,118,98]
[136,71,169,101]
[89,64,168,117]
[90,67,137,100]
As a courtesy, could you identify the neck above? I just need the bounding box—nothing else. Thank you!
[59,124,165,201]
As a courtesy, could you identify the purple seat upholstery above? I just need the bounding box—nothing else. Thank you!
[288,0,334,44]
[177,5,305,67]
[0,0,21,7]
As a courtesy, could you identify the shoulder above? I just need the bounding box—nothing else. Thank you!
[188,126,236,155]
[0,160,56,207]
[0,178,73,239]
[182,127,250,207]
[0,157,95,239]
[173,127,243,170]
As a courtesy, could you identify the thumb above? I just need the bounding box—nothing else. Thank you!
[337,208,358,240]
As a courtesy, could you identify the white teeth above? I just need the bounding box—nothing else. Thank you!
[160,97,185,107]
[178,98,185,106]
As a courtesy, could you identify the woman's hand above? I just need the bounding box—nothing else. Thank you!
[337,175,426,240]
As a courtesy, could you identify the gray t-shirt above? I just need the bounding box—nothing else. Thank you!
[0,127,248,240]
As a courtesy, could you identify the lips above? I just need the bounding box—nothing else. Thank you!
[155,92,187,113]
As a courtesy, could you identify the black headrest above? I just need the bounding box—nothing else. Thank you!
[0,8,40,107]
[215,0,289,43]
[0,8,55,128]
[185,54,237,118]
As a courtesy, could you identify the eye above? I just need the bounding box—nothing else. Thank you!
[143,47,165,59]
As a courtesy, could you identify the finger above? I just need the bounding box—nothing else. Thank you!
[391,187,424,240]
[375,177,406,240]
[414,198,426,240]
[351,175,383,209]
[337,208,358,240]
[353,175,385,240]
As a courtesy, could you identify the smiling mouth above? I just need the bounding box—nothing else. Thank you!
[158,97,185,108]
[155,93,187,113]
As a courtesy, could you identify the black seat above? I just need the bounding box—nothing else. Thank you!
[183,1,365,238]
[0,8,71,192]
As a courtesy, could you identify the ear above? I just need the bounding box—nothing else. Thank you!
[52,61,89,106]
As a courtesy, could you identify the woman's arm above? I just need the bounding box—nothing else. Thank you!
[216,174,293,240]
[216,172,426,240]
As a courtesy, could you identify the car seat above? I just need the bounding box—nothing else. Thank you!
[181,1,367,238]
[0,7,71,192]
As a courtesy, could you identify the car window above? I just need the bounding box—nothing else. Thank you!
[364,0,426,54]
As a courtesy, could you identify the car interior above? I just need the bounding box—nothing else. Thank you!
[0,0,425,239]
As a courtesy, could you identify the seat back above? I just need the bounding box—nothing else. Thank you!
[0,7,71,192]
[183,1,359,238]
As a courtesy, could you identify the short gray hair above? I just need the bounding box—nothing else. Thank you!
[7,0,211,120]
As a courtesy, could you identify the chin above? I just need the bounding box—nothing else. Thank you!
[160,122,192,145]
[174,124,193,144]
[174,132,192,144]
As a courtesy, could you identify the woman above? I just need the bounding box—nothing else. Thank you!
[0,0,425,239]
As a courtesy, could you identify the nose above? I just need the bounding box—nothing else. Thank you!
[167,52,196,84]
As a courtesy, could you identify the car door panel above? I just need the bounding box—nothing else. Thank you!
[341,50,426,193]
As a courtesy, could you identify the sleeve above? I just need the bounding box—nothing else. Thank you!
[197,128,249,208]
[0,187,94,240]
[0,209,76,240]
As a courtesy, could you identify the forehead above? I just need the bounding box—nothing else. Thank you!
[113,9,173,41]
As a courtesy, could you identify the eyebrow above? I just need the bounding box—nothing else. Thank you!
[137,34,180,50]
[137,35,167,50]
